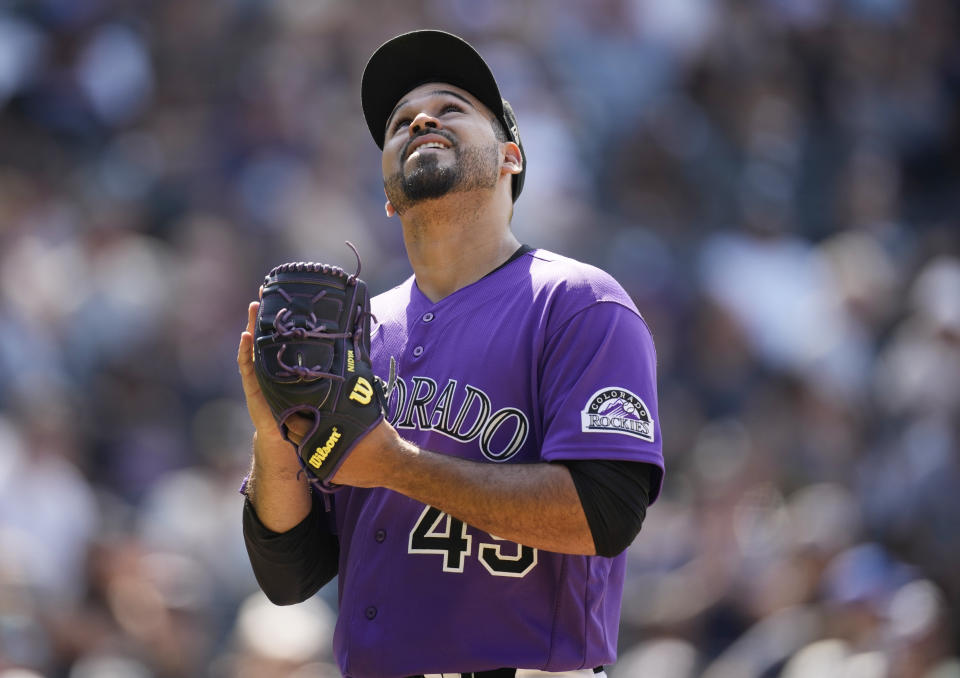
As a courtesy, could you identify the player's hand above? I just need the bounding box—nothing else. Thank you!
[238,300,311,470]
[330,418,405,488]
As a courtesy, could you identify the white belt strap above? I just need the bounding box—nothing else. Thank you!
[423,671,606,678]
[517,671,607,678]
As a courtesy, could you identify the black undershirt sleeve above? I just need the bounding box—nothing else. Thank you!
[561,459,656,558]
[242,491,340,605]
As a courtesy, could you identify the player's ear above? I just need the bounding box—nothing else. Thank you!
[501,141,523,176]
[384,189,397,217]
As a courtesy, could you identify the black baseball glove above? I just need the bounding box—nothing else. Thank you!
[252,246,389,491]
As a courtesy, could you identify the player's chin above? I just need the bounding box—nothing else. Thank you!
[405,172,457,198]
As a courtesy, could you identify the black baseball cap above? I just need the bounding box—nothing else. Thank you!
[361,29,526,201]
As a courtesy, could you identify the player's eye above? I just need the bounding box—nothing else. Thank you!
[440,103,462,115]
[389,116,411,134]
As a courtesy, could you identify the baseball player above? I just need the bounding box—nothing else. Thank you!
[237,30,664,678]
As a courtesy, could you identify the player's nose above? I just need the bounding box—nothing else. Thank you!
[409,111,441,136]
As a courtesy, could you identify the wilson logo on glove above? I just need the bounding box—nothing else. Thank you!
[350,377,375,405]
[309,427,342,469]
[252,243,390,491]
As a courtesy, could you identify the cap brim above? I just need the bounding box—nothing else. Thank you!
[362,30,504,149]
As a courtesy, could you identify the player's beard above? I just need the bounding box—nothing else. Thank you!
[384,142,500,215]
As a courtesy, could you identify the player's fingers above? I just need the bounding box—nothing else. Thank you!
[237,330,255,379]
[238,333,266,409]
[238,302,258,376]
[247,300,259,334]
[238,302,275,428]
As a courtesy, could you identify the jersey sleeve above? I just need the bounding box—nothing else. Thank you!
[538,300,664,502]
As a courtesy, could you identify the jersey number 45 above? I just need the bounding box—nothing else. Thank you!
[408,506,538,578]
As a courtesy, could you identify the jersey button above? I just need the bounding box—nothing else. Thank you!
[412,345,424,357]
[375,529,386,543]
[422,312,434,323]
[365,606,377,620]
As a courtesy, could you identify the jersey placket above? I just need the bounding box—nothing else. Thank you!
[395,308,439,426]
[409,309,436,360]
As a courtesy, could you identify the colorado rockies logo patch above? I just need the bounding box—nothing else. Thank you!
[581,387,654,441]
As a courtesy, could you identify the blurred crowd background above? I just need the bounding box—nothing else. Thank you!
[0,0,958,677]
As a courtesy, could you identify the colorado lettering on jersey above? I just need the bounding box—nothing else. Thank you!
[385,375,529,462]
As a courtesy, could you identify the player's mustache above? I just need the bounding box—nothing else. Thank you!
[401,130,456,161]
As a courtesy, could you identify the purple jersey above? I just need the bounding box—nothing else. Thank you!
[329,249,663,677]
